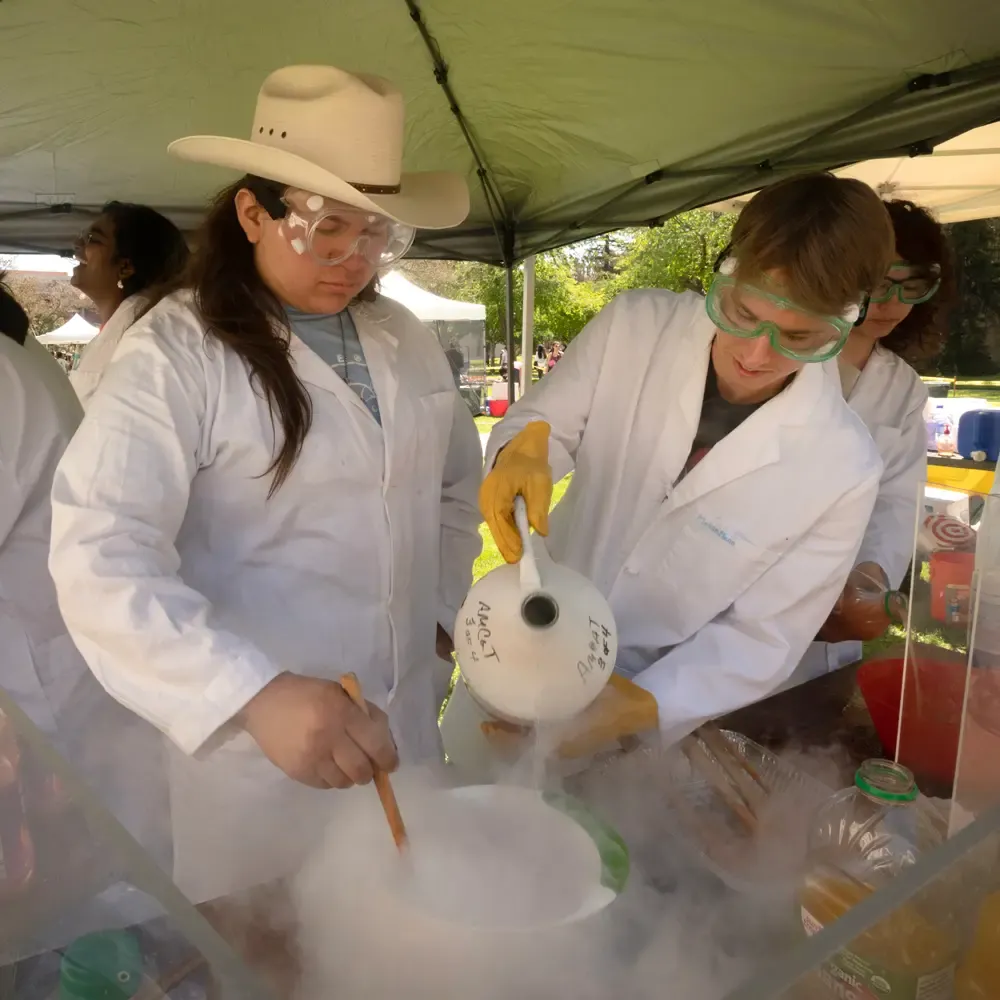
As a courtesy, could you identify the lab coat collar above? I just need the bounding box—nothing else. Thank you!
[669,351,831,510]
[287,302,399,426]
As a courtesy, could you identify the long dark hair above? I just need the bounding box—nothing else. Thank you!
[879,199,957,367]
[143,175,376,495]
[102,201,189,298]
[0,273,29,346]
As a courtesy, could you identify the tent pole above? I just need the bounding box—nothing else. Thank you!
[520,255,535,398]
[504,263,516,405]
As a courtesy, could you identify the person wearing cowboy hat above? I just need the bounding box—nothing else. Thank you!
[49,65,483,905]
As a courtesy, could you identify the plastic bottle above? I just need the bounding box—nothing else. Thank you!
[936,414,957,455]
[59,931,144,1000]
[956,890,1000,998]
[799,759,959,1000]
[0,707,36,898]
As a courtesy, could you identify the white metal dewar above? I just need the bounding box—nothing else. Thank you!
[453,497,618,726]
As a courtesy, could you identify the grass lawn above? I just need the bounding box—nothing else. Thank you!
[473,476,571,581]
[474,414,500,435]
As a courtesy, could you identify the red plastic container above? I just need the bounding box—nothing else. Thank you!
[858,655,968,785]
[928,550,975,621]
[488,399,509,418]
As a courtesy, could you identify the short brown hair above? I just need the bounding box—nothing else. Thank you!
[730,173,894,315]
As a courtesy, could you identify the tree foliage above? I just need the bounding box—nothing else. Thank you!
[941,219,1000,375]
[0,264,85,338]
[612,211,736,296]
[400,251,606,353]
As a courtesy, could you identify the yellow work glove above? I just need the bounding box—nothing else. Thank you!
[479,421,554,563]
[481,673,659,761]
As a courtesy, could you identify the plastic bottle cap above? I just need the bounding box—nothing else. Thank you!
[854,759,919,803]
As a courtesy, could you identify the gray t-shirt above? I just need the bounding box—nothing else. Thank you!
[286,306,381,425]
[680,364,771,479]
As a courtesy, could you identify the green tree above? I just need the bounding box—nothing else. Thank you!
[613,210,736,296]
[1,271,84,338]
[401,252,608,357]
[574,233,631,282]
[941,219,1000,375]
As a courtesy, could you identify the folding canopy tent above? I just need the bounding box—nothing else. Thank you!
[5,0,1000,395]
[710,121,1000,223]
[36,313,98,346]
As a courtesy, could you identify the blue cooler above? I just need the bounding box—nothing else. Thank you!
[957,409,1000,462]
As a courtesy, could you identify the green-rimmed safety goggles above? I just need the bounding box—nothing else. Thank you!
[705,273,855,363]
[870,261,941,305]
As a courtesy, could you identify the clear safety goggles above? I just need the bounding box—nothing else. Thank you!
[870,261,941,305]
[705,272,856,363]
[247,178,415,267]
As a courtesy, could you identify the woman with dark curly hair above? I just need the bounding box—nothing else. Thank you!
[798,199,955,682]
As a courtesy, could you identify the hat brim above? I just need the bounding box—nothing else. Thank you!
[168,136,470,230]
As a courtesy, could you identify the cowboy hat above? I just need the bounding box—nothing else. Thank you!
[169,65,469,230]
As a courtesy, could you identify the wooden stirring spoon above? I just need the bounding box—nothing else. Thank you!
[339,672,409,853]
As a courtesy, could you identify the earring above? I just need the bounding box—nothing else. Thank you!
[117,279,124,290]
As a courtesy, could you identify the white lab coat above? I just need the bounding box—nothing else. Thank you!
[485,290,882,743]
[68,295,144,407]
[0,335,169,859]
[49,291,483,903]
[790,346,928,684]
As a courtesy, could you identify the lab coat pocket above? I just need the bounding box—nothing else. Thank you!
[416,390,456,480]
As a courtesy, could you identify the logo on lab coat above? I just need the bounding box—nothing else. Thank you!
[696,514,736,547]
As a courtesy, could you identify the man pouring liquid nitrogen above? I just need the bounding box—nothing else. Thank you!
[476,173,890,759]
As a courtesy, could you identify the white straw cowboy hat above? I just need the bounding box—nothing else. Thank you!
[169,65,469,230]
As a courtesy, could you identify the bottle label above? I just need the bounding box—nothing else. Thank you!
[801,907,955,1000]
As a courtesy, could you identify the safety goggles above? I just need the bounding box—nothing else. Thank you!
[869,261,941,305]
[705,272,857,363]
[246,178,415,268]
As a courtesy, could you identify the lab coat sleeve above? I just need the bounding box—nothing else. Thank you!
[49,326,281,757]
[483,295,621,480]
[0,355,29,546]
[633,470,881,744]
[854,391,928,587]
[438,391,484,635]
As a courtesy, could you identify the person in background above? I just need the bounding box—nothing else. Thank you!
[546,341,563,372]
[795,199,956,680]
[49,65,482,907]
[0,276,169,863]
[69,201,189,405]
[479,173,890,759]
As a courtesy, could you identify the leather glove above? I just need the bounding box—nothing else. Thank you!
[479,421,554,563]
[481,673,659,761]
[819,562,904,643]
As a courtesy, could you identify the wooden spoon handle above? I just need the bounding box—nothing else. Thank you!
[339,673,408,852]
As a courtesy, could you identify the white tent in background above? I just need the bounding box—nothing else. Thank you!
[380,270,485,322]
[381,270,487,416]
[36,312,98,345]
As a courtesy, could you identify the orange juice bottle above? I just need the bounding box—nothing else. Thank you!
[956,891,1000,999]
[799,760,958,999]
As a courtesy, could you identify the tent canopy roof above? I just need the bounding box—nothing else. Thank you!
[36,312,97,345]
[3,1,1000,265]
[380,270,485,322]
